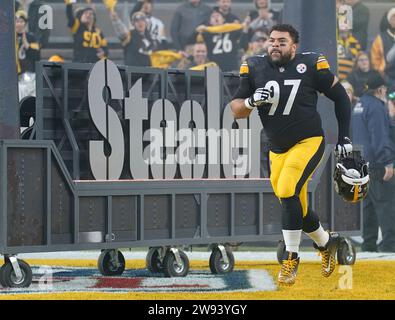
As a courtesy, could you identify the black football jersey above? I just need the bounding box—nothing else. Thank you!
[202,30,241,72]
[233,52,335,152]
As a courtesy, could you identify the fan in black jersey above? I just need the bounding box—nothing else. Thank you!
[194,9,243,72]
[64,0,108,63]
[230,24,353,286]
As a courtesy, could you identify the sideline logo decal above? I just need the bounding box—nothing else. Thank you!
[0,266,276,294]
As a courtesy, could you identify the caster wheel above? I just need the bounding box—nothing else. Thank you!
[337,238,356,265]
[209,247,234,274]
[0,259,32,288]
[162,250,189,277]
[277,240,286,265]
[146,247,163,273]
[98,249,125,276]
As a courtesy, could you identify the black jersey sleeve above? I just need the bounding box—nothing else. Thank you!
[66,3,76,30]
[232,59,255,99]
[310,53,351,139]
[312,54,335,94]
[324,81,351,139]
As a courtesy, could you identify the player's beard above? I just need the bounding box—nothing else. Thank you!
[269,49,293,66]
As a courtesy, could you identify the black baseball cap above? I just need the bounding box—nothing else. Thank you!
[366,71,385,90]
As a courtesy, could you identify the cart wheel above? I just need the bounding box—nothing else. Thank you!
[277,240,286,265]
[98,249,125,276]
[337,238,356,265]
[0,259,32,288]
[209,247,234,274]
[146,247,163,273]
[162,250,189,277]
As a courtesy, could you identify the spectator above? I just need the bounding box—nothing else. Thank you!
[340,80,357,141]
[129,0,167,47]
[239,15,252,52]
[240,7,274,51]
[347,51,377,97]
[351,72,395,252]
[173,42,216,70]
[15,10,40,76]
[344,0,369,51]
[65,0,108,63]
[337,22,361,80]
[170,0,212,51]
[195,9,243,72]
[388,90,395,160]
[371,8,395,87]
[380,8,391,33]
[388,89,395,152]
[213,0,239,23]
[15,10,40,100]
[241,31,269,61]
[340,80,357,107]
[250,0,280,25]
[27,0,50,48]
[249,0,276,35]
[240,1,277,50]
[109,10,157,67]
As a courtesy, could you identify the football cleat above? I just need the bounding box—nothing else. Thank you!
[278,251,300,286]
[314,231,341,277]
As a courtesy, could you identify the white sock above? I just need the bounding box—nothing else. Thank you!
[306,224,329,248]
[282,230,302,254]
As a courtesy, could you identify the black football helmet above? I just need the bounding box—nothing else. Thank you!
[333,151,369,202]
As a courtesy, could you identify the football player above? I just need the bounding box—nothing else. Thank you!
[230,24,352,286]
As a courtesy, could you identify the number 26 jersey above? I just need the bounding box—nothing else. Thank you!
[233,52,335,153]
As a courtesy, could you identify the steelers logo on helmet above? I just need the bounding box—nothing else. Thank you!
[296,63,307,74]
[333,151,369,203]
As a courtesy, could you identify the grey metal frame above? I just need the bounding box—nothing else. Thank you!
[0,139,361,255]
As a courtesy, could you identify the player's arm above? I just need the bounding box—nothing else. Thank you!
[314,55,352,157]
[230,99,253,119]
[230,61,253,118]
[325,75,351,141]
[230,60,271,119]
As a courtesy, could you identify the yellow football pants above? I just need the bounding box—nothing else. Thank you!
[269,136,325,217]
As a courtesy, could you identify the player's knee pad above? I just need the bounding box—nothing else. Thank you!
[281,195,303,230]
[276,188,294,199]
[276,167,299,198]
[276,181,297,198]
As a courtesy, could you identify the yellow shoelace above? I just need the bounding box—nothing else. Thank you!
[319,251,329,265]
[281,259,298,276]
